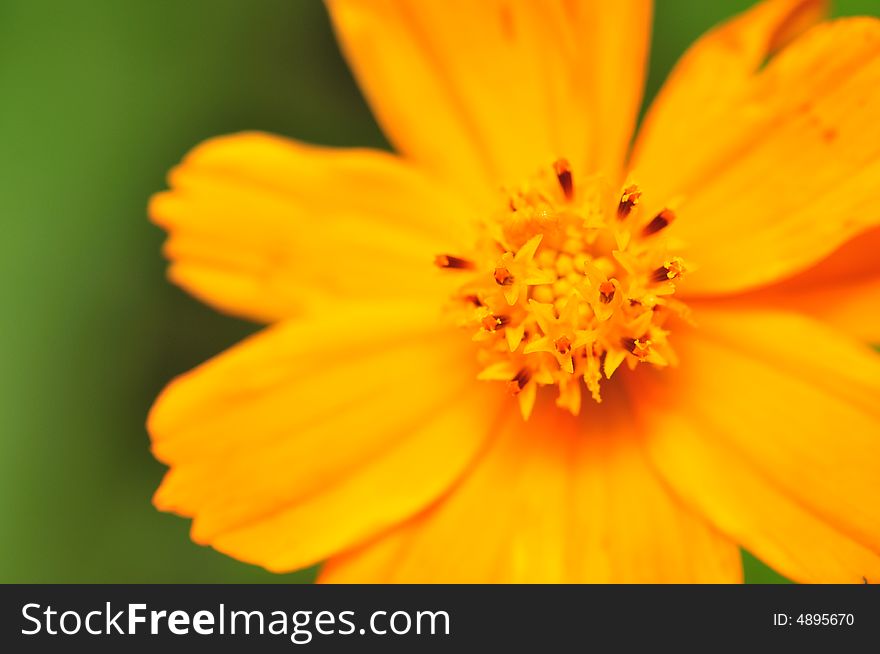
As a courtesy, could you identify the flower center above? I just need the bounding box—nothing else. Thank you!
[436,160,690,419]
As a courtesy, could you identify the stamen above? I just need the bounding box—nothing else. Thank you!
[435,254,475,270]
[507,368,531,395]
[598,280,616,304]
[622,337,652,359]
[448,159,684,416]
[481,314,509,332]
[642,209,675,236]
[650,257,685,283]
[617,184,642,219]
[494,266,515,286]
[554,335,572,355]
[553,158,573,201]
[650,267,672,283]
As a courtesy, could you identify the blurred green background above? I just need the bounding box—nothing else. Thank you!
[1,0,875,583]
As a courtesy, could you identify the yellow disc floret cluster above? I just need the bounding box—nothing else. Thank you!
[436,160,691,419]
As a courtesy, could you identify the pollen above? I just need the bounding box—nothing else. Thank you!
[437,161,688,419]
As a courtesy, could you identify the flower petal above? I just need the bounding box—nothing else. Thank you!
[327,0,652,192]
[150,132,473,322]
[319,389,742,583]
[149,300,504,572]
[634,0,826,185]
[723,227,880,343]
[632,9,880,295]
[632,307,880,583]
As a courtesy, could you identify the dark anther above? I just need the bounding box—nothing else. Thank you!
[642,209,675,236]
[463,294,483,307]
[554,335,572,355]
[650,266,673,283]
[554,158,574,201]
[622,337,651,359]
[617,184,641,219]
[510,368,531,391]
[650,258,683,283]
[494,267,515,286]
[481,314,509,332]
[435,254,474,270]
[598,280,616,304]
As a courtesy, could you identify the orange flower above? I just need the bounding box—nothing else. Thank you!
[148,0,880,582]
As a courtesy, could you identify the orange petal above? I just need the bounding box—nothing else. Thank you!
[721,227,880,343]
[633,9,880,295]
[634,0,827,187]
[319,389,742,583]
[149,300,504,572]
[327,0,651,193]
[631,307,880,583]
[150,132,473,322]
